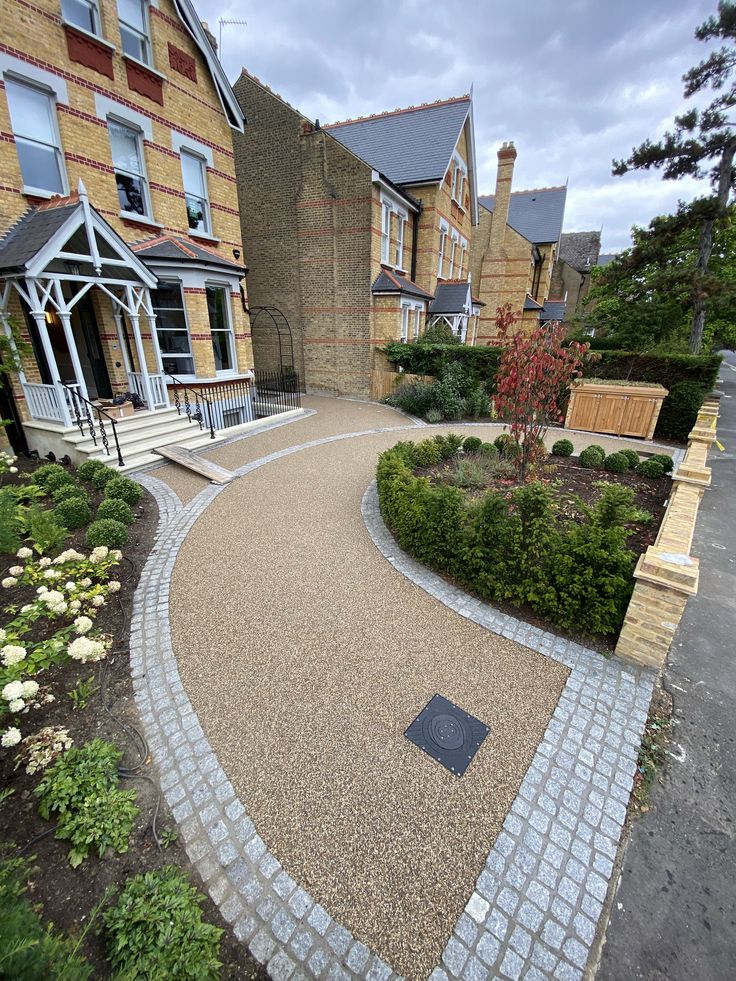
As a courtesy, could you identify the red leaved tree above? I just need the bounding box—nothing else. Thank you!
[493,304,589,480]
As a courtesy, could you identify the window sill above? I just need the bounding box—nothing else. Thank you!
[22,186,59,200]
[62,21,116,51]
[122,53,167,81]
[188,229,220,245]
[119,211,162,230]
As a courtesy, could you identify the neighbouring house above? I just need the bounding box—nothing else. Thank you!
[549,230,602,327]
[0,0,258,467]
[232,72,482,399]
[469,142,567,343]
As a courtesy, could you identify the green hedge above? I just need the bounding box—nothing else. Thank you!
[586,351,721,391]
[376,443,638,636]
[382,342,503,386]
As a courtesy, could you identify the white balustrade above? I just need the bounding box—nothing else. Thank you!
[22,382,65,422]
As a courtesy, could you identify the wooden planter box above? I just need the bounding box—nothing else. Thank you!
[565,380,668,440]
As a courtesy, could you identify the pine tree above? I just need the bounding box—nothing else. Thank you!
[613,1,736,353]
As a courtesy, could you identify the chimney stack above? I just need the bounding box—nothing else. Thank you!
[490,141,516,255]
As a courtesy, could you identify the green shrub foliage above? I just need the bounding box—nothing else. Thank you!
[636,459,666,478]
[0,855,93,980]
[620,449,640,469]
[551,439,574,457]
[494,433,514,453]
[603,452,630,474]
[463,436,483,454]
[31,463,73,492]
[587,444,606,459]
[425,407,443,424]
[77,459,109,482]
[650,453,674,473]
[51,483,90,505]
[579,447,604,469]
[104,476,141,506]
[432,433,464,458]
[103,867,223,981]
[377,443,637,635]
[54,496,93,530]
[91,466,116,491]
[85,518,128,549]
[96,497,134,525]
[655,381,707,441]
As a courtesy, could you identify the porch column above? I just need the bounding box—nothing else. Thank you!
[124,286,156,411]
[25,280,72,427]
[142,288,169,407]
[57,311,91,404]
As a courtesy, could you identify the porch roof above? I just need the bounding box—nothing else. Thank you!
[371,268,432,300]
[0,197,79,274]
[131,235,248,275]
[429,281,471,314]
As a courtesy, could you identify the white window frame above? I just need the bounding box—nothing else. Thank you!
[450,154,468,206]
[438,220,448,278]
[150,279,195,376]
[107,114,153,221]
[61,0,101,36]
[180,148,211,237]
[400,299,425,343]
[206,281,237,375]
[412,306,421,341]
[4,74,68,198]
[380,202,392,264]
[395,213,406,270]
[459,238,468,279]
[118,0,152,66]
[449,232,459,278]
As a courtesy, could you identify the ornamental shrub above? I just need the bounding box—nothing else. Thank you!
[412,439,443,467]
[86,518,128,549]
[432,362,468,420]
[636,459,665,478]
[31,464,73,493]
[425,407,443,424]
[603,452,630,474]
[655,381,707,441]
[54,496,93,530]
[432,433,464,459]
[51,483,89,505]
[620,449,640,469]
[77,459,108,482]
[579,446,605,469]
[104,476,141,507]
[103,867,223,981]
[479,442,499,458]
[466,385,491,419]
[494,433,514,453]
[96,497,134,525]
[463,436,483,454]
[551,439,574,457]
[588,444,606,459]
[651,453,674,473]
[91,466,116,491]
[450,459,487,489]
[385,379,437,418]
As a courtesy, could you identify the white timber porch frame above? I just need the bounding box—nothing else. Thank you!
[0,181,168,427]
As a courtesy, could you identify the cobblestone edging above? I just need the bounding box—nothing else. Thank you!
[362,482,655,981]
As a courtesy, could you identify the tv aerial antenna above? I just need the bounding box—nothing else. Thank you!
[218,18,248,56]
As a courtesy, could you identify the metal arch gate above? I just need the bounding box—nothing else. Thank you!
[249,306,304,388]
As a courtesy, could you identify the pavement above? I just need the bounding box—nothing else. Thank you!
[597,351,736,980]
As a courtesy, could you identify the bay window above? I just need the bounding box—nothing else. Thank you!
[151,282,194,375]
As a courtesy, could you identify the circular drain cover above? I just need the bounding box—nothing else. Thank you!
[426,713,466,751]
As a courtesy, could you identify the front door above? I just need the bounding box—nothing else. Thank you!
[74,296,112,399]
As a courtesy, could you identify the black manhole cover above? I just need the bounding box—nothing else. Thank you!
[405,694,489,777]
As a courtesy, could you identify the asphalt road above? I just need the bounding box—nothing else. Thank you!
[597,351,736,980]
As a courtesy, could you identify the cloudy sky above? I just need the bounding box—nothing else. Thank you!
[195,0,718,253]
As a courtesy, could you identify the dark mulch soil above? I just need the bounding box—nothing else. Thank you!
[0,462,266,979]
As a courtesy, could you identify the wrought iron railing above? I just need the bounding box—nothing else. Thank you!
[252,369,302,417]
[61,382,125,468]
[164,371,216,439]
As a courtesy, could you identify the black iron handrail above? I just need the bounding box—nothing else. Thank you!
[60,382,125,468]
[164,371,216,440]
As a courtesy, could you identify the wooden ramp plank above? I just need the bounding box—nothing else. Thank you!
[154,445,233,484]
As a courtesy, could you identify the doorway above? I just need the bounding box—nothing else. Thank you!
[72,296,112,399]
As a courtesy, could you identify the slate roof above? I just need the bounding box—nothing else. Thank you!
[558,231,601,272]
[597,253,617,267]
[371,268,432,300]
[325,97,471,186]
[429,281,471,314]
[524,295,543,310]
[131,235,247,273]
[479,186,567,244]
[541,300,567,322]
[0,196,80,273]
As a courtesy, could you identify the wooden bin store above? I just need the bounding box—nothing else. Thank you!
[565,380,668,440]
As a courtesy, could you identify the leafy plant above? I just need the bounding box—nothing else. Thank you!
[35,739,138,867]
[551,438,574,457]
[68,675,98,711]
[385,379,437,418]
[51,483,90,506]
[651,453,674,473]
[0,489,22,554]
[620,448,640,469]
[85,519,128,550]
[104,477,141,507]
[636,458,666,479]
[463,436,483,454]
[432,433,464,459]
[579,446,605,469]
[103,867,223,981]
[96,498,133,526]
[30,464,72,493]
[425,407,443,424]
[55,497,93,531]
[77,459,108,483]
[91,467,115,491]
[656,381,707,440]
[450,459,488,489]
[603,452,630,473]
[27,507,69,554]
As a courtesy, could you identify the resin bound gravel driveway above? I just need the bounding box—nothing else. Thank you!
[138,397,661,981]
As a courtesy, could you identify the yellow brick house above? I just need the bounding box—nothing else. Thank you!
[0,0,268,468]
[233,73,483,399]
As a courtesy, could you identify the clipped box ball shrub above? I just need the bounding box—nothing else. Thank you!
[604,452,630,474]
[86,518,128,549]
[551,439,574,457]
[494,433,514,453]
[412,439,443,467]
[77,459,109,482]
[463,436,483,454]
[52,483,90,505]
[96,497,134,525]
[432,433,464,459]
[651,453,674,473]
[636,458,665,478]
[620,449,640,469]
[479,442,499,458]
[104,476,141,507]
[31,463,74,493]
[91,466,116,491]
[54,496,93,530]
[579,446,605,469]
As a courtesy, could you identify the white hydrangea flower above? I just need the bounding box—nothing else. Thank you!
[9,466,17,474]
[1,727,21,748]
[67,636,106,663]
[39,590,67,615]
[112,549,122,561]
[44,693,55,704]
[80,577,92,588]
[37,586,48,594]
[91,595,105,608]
[1,577,18,589]
[53,548,85,564]
[0,629,5,644]
[21,680,39,698]
[8,698,25,712]
[43,569,60,580]
[90,546,109,563]
[107,581,121,593]
[65,581,76,591]
[21,604,32,613]
[2,681,24,701]
[73,616,93,635]
[16,547,32,559]
[69,600,81,612]
[39,557,52,568]
[9,565,23,577]
[1,645,27,667]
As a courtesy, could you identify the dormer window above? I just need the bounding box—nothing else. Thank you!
[118,0,151,65]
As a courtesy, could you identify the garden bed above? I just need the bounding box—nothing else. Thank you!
[0,455,266,979]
